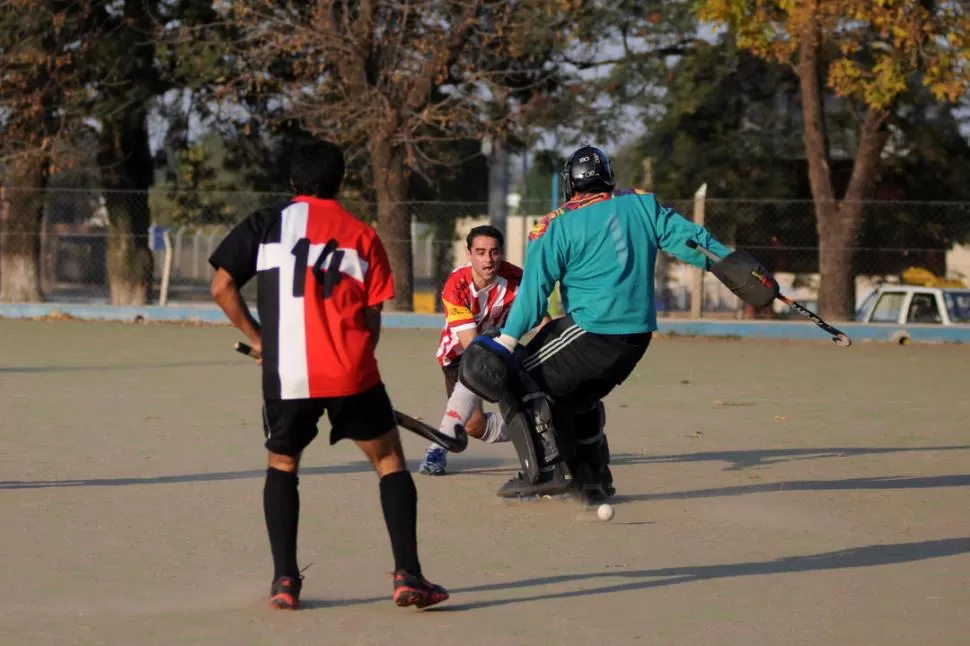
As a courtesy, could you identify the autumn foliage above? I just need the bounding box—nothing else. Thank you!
[698,0,970,320]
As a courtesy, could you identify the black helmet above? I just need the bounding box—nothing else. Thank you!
[560,145,616,200]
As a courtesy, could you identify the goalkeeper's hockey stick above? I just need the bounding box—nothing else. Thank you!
[686,240,852,347]
[233,342,469,451]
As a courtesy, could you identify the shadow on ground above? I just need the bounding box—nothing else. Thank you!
[0,457,513,489]
[9,445,970,491]
[293,537,970,611]
[612,445,970,472]
[434,537,970,611]
[611,474,970,504]
[459,445,970,480]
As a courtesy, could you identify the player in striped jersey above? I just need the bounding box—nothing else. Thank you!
[419,226,546,475]
[209,140,447,611]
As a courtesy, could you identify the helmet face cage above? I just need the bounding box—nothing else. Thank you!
[560,146,616,201]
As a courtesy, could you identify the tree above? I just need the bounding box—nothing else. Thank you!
[86,0,170,305]
[213,0,584,310]
[514,149,564,215]
[856,94,970,277]
[151,139,238,227]
[699,0,970,320]
[527,0,699,145]
[626,40,812,277]
[633,42,802,199]
[0,0,91,302]
[409,137,489,305]
[72,0,222,305]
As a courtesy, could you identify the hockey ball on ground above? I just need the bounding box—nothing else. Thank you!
[597,503,614,522]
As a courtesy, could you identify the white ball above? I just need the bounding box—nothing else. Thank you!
[596,503,615,522]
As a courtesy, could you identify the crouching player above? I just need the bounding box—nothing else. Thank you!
[420,225,548,475]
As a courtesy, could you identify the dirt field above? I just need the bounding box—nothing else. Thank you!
[2,319,969,646]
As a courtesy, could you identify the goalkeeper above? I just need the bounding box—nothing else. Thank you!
[459,146,778,502]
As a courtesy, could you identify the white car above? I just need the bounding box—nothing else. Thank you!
[856,284,970,326]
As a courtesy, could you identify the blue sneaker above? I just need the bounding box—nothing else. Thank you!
[419,446,448,476]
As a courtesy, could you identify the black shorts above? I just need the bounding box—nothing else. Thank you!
[442,360,461,398]
[262,382,397,456]
[520,316,651,413]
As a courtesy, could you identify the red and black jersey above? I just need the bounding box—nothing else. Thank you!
[209,196,394,400]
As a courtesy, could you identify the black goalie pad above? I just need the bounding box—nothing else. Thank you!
[499,394,543,484]
[498,369,566,484]
[710,250,779,309]
[458,337,513,403]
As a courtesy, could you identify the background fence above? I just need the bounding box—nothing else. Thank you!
[2,188,970,315]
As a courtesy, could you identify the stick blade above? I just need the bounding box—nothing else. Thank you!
[395,411,469,453]
[833,333,852,347]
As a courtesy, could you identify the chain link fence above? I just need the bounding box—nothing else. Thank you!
[2,187,970,316]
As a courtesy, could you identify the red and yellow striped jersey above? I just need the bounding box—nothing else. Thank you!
[435,261,522,366]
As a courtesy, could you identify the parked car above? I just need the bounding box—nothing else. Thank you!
[856,284,970,326]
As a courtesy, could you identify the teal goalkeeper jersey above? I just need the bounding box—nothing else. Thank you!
[501,189,734,339]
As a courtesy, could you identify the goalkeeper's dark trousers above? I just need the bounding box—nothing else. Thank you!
[518,316,652,490]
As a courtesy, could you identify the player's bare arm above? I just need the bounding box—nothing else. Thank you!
[210,267,262,359]
[456,328,477,350]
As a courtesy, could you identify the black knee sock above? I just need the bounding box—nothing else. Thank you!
[264,467,300,580]
[379,470,421,576]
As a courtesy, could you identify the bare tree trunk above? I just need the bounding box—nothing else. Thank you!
[98,112,155,306]
[797,18,842,319]
[815,206,857,319]
[371,140,413,311]
[0,156,49,302]
[813,112,889,320]
[104,195,154,305]
[797,18,889,321]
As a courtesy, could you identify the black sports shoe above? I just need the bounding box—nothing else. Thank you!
[268,575,302,610]
[497,463,574,500]
[570,439,616,501]
[392,570,449,609]
[570,462,611,505]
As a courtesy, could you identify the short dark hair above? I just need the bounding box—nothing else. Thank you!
[466,225,504,250]
[290,140,345,198]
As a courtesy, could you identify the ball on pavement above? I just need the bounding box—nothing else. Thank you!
[596,503,614,522]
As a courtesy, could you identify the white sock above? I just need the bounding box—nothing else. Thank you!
[480,412,509,444]
[438,381,480,439]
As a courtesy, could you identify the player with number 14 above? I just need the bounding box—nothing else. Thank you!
[209,140,448,611]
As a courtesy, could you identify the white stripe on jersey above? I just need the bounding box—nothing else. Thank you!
[277,202,310,399]
[488,278,508,327]
[254,203,374,399]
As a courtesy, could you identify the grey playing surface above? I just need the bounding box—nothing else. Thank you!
[2,319,969,645]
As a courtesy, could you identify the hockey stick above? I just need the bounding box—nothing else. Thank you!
[685,240,852,347]
[232,342,469,452]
